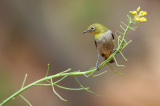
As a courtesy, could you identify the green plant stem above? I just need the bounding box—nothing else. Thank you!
[19,95,32,106]
[104,19,133,64]
[0,19,134,106]
[21,74,27,89]
[0,68,97,105]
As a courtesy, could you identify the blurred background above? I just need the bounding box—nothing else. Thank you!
[0,0,159,106]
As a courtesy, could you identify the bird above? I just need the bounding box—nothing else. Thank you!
[83,23,115,68]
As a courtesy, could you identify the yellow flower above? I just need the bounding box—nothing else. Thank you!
[130,6,147,22]
[139,11,147,17]
[130,11,137,15]
[136,6,140,12]
[138,17,147,22]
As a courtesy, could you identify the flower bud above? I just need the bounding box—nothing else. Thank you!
[130,11,137,15]
[140,17,147,22]
[139,11,147,17]
[136,6,140,12]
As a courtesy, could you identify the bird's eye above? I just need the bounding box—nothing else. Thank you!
[90,27,95,31]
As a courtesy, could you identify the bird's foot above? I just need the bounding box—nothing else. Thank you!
[96,64,99,71]
[112,49,119,53]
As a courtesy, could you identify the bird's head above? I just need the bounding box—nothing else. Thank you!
[83,23,109,35]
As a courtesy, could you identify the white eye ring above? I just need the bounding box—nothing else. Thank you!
[90,27,95,31]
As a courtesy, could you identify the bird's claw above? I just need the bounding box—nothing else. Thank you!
[113,49,119,53]
[96,64,99,71]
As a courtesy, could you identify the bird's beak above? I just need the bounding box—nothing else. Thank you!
[83,30,90,34]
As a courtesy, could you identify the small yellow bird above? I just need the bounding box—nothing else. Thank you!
[83,23,115,68]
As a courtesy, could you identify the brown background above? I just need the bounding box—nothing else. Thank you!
[0,0,159,106]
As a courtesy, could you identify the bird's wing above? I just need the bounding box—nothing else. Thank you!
[112,34,114,40]
[95,40,97,48]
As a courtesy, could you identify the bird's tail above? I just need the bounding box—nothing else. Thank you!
[105,57,114,63]
[109,58,114,63]
[104,51,114,63]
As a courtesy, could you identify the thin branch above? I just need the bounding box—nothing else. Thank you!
[19,95,32,106]
[113,40,116,49]
[121,21,128,27]
[35,84,51,86]
[58,68,72,74]
[108,64,124,76]
[120,25,126,31]
[121,21,135,30]
[113,57,125,67]
[127,14,131,21]
[122,40,132,49]
[36,83,89,90]
[50,78,67,101]
[117,30,124,35]
[21,74,28,89]
[93,70,108,77]
[53,75,68,84]
[74,76,99,96]
[46,64,50,77]
[54,83,89,91]
[119,51,128,61]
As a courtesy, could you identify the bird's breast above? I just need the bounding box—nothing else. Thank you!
[95,30,114,57]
